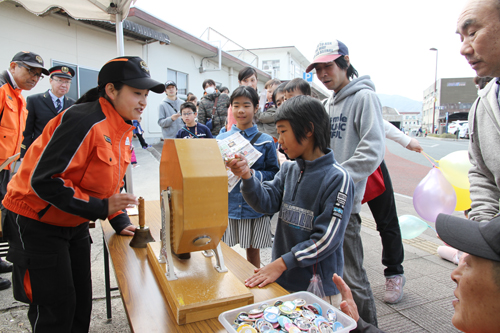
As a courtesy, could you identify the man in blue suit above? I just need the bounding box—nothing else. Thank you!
[21,66,75,157]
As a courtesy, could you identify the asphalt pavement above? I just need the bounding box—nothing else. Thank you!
[0,136,463,332]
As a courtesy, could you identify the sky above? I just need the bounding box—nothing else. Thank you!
[133,0,474,102]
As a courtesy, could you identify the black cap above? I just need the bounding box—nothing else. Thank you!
[165,80,177,88]
[11,51,49,75]
[98,56,164,94]
[49,66,75,79]
[436,213,500,262]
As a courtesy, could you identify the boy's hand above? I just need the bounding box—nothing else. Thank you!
[226,153,252,179]
[332,273,359,322]
[245,257,287,288]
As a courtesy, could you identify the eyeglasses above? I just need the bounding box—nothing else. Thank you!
[17,63,44,80]
[52,78,71,85]
[182,112,194,116]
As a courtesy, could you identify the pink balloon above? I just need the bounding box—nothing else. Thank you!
[413,168,457,222]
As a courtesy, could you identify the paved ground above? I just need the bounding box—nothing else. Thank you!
[0,137,461,332]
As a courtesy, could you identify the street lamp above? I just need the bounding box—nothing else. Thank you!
[430,48,438,134]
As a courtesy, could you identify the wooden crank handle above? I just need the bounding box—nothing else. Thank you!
[138,197,145,228]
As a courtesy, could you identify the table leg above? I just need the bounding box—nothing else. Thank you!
[104,234,113,319]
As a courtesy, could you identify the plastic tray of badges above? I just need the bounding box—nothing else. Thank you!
[218,291,357,332]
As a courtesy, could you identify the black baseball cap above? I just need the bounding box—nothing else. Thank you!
[165,80,177,88]
[436,213,500,262]
[98,56,164,93]
[49,66,75,79]
[11,51,49,75]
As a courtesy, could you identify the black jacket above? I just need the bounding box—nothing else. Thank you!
[21,90,75,157]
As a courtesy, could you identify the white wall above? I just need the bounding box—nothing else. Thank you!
[0,2,268,141]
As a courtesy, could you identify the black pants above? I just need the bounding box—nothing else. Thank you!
[136,132,148,148]
[4,211,92,333]
[367,161,405,277]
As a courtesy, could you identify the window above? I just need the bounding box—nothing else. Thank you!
[262,60,280,78]
[52,61,99,100]
[167,69,188,95]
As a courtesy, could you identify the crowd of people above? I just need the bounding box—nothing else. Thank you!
[0,0,499,331]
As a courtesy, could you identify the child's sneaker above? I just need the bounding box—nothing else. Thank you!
[384,274,405,303]
[143,145,152,149]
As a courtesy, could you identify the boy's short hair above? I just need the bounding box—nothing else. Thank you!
[284,78,311,96]
[264,78,281,89]
[238,66,258,82]
[230,86,259,107]
[276,95,330,153]
[272,82,287,106]
[202,79,216,90]
[180,102,197,114]
[219,86,229,93]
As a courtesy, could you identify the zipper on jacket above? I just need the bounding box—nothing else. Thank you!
[292,164,305,201]
[113,125,134,194]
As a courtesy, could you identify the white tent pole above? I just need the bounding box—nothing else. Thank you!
[116,12,125,56]
[116,10,134,195]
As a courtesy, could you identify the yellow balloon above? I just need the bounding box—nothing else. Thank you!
[453,185,471,211]
[439,150,472,189]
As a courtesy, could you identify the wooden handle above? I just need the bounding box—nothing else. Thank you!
[138,197,145,228]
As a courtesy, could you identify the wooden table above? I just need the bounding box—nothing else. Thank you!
[102,200,288,332]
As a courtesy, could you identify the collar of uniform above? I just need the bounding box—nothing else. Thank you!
[98,97,134,132]
[232,124,258,138]
[6,70,19,90]
[48,89,63,106]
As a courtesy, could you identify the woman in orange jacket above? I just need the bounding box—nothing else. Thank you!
[2,56,164,332]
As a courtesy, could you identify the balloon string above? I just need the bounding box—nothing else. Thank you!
[421,151,439,162]
[427,224,437,234]
[421,151,438,168]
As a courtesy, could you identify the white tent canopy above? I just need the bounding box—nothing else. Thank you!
[0,0,136,55]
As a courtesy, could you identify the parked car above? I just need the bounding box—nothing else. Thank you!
[458,122,469,139]
[448,121,468,136]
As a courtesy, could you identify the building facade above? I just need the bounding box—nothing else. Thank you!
[0,2,272,141]
[401,112,421,134]
[422,77,477,133]
[227,46,330,100]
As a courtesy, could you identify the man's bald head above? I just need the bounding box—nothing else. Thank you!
[457,0,500,77]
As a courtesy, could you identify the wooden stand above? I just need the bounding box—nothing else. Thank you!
[147,242,253,325]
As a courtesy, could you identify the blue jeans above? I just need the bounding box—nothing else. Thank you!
[343,213,378,326]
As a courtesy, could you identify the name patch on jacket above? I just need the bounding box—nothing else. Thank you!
[104,135,112,145]
[279,203,314,231]
[332,191,347,219]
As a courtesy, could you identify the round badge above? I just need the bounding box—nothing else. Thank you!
[36,55,43,64]
[139,60,149,73]
[331,321,344,331]
[263,312,278,323]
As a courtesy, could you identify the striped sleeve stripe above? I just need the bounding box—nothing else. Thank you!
[295,163,351,261]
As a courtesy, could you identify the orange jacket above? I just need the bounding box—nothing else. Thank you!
[0,71,28,169]
[3,97,133,228]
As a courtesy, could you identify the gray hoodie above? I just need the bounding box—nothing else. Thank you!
[468,79,500,221]
[158,96,183,139]
[324,75,385,213]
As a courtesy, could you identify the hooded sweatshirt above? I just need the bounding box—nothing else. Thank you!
[241,150,354,295]
[324,75,385,213]
[467,79,500,221]
[158,96,183,139]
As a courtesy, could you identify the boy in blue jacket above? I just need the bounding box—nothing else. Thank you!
[227,95,354,304]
